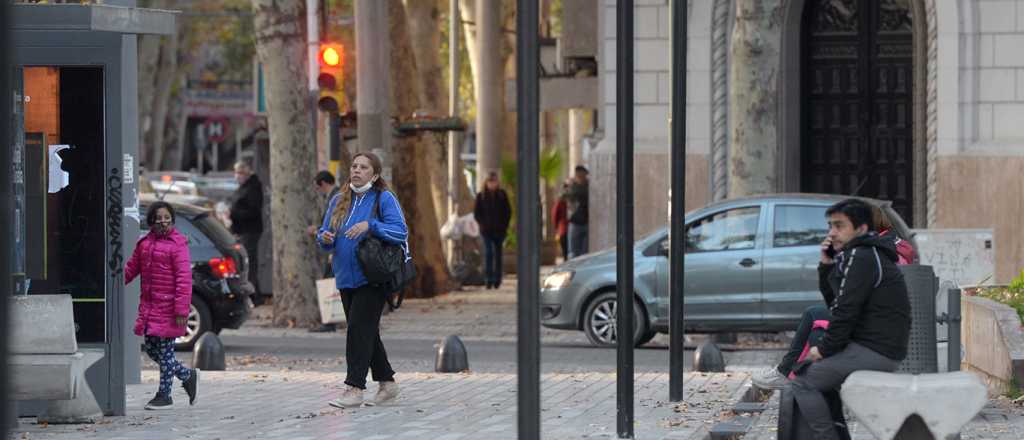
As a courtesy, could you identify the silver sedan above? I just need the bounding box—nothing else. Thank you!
[540,194,916,347]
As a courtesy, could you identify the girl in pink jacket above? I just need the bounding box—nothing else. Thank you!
[125,201,199,410]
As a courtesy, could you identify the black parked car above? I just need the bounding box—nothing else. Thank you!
[140,195,254,350]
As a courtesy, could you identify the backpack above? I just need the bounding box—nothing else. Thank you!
[356,190,416,309]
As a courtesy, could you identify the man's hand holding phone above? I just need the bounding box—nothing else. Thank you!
[821,237,836,264]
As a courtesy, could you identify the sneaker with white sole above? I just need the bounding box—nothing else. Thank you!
[328,386,364,408]
[365,381,400,406]
[144,394,173,410]
[751,366,789,390]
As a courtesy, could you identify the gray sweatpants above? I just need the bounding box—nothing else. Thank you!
[786,342,900,440]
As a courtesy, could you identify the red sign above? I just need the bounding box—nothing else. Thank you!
[204,117,230,143]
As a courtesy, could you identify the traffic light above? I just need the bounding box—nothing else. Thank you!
[317,43,346,113]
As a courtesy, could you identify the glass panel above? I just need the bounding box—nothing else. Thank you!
[773,206,829,248]
[685,207,760,252]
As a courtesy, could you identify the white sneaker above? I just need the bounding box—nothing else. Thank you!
[328,386,364,408]
[751,366,789,390]
[366,381,400,406]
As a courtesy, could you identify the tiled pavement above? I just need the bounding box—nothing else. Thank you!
[743,390,1024,440]
[13,370,752,440]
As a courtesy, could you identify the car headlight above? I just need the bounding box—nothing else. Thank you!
[543,271,574,290]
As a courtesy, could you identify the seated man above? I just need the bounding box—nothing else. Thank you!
[753,204,915,390]
[778,199,911,439]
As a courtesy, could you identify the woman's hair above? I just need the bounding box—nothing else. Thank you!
[329,152,391,230]
[871,204,894,232]
[145,201,176,227]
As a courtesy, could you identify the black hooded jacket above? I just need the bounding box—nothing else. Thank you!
[230,174,264,235]
[816,232,911,361]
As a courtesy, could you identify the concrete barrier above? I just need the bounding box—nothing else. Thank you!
[841,371,986,439]
[961,295,1024,396]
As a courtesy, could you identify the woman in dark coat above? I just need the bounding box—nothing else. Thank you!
[473,172,512,289]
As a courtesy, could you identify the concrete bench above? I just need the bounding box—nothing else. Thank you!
[840,371,987,439]
[7,294,102,423]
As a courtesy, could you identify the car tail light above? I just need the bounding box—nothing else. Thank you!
[233,243,242,251]
[209,256,238,279]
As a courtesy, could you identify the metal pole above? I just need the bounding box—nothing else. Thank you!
[2,0,13,433]
[329,113,340,167]
[515,0,540,438]
[948,288,962,372]
[616,1,635,437]
[306,0,319,151]
[669,0,688,402]
[447,0,460,268]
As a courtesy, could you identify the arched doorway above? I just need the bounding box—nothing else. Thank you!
[800,0,915,225]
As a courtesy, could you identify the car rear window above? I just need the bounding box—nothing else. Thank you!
[192,214,237,248]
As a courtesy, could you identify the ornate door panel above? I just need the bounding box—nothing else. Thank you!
[801,0,915,225]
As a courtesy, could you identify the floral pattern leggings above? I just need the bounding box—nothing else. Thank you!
[143,335,193,398]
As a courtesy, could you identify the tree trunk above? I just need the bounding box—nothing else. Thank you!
[149,31,180,170]
[252,0,322,327]
[728,0,783,197]
[458,0,479,96]
[137,33,160,168]
[389,0,452,298]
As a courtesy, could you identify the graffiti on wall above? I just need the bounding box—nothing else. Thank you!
[107,168,123,279]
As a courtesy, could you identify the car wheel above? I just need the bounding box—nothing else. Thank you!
[636,330,658,347]
[582,292,649,348]
[175,295,212,352]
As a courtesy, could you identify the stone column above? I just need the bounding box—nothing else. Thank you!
[475,0,502,188]
[727,0,782,197]
[568,109,587,169]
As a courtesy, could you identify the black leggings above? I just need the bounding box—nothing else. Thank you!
[777,304,831,376]
[341,284,395,389]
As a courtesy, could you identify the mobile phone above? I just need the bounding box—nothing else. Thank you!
[825,246,837,258]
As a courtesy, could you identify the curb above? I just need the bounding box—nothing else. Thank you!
[706,385,774,440]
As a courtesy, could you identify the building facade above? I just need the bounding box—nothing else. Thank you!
[590,0,1024,282]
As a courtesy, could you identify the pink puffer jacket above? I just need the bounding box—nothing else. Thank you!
[124,228,192,338]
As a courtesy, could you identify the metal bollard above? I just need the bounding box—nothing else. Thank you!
[948,288,962,372]
[192,332,226,371]
[693,341,725,372]
[435,335,469,373]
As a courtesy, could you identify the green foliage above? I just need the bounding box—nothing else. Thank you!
[498,148,565,250]
[975,269,1024,324]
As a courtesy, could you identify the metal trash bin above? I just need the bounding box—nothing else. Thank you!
[898,265,938,374]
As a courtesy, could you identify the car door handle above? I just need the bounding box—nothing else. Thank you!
[739,258,757,267]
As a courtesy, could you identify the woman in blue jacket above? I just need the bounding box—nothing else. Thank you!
[317,152,408,408]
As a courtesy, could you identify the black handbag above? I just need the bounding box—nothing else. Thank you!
[356,190,416,308]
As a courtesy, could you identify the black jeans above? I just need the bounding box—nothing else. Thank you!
[558,233,568,261]
[341,284,395,389]
[238,232,262,293]
[482,235,505,287]
[778,304,832,376]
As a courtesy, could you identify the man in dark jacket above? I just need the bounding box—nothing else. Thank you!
[230,160,264,297]
[309,170,341,332]
[564,165,589,258]
[780,198,911,439]
[473,172,512,289]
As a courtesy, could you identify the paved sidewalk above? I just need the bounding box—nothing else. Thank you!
[744,390,1024,440]
[13,370,752,440]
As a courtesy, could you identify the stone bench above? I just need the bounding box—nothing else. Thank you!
[840,371,987,439]
[7,294,102,423]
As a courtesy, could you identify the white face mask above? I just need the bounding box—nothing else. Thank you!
[350,176,377,194]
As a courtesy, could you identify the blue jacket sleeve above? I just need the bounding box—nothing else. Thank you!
[317,194,340,250]
[368,191,408,244]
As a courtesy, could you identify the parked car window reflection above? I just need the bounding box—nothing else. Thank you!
[685,207,760,252]
[773,205,828,248]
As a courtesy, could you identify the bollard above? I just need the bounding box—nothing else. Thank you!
[435,335,469,373]
[192,332,226,371]
[948,288,962,372]
[694,341,725,372]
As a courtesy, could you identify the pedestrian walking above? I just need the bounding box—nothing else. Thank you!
[473,172,512,289]
[564,165,589,258]
[552,191,569,261]
[309,170,342,333]
[778,199,911,439]
[124,201,199,410]
[230,160,264,301]
[317,152,408,408]
[752,204,916,390]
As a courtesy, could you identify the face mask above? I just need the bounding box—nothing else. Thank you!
[350,176,377,194]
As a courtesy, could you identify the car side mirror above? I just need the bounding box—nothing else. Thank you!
[659,240,670,256]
